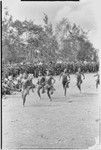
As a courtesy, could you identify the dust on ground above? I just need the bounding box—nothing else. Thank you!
[2,74,100,149]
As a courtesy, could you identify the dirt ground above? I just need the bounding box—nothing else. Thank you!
[2,73,100,150]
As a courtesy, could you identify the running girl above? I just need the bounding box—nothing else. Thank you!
[37,73,46,99]
[45,73,56,101]
[60,69,70,96]
[76,68,85,92]
[21,73,35,106]
[94,71,100,89]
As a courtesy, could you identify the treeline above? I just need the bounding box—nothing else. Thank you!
[2,8,99,66]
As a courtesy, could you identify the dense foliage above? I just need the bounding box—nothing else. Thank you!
[2,8,99,81]
[2,9,99,65]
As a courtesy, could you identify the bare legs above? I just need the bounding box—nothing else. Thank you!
[22,88,29,106]
[22,85,35,107]
[62,81,68,96]
[37,85,42,99]
[96,79,100,89]
[77,80,82,92]
[47,88,52,101]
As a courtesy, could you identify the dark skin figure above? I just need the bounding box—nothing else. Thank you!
[60,69,70,96]
[37,75,46,99]
[22,79,35,106]
[76,68,85,92]
[94,72,100,89]
[46,75,55,101]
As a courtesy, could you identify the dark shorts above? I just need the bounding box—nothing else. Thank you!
[62,80,70,88]
[77,79,82,84]
[23,83,35,90]
[38,83,45,90]
[96,79,100,85]
[45,84,53,90]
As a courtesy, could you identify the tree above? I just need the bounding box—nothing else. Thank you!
[2,9,98,65]
[2,8,27,63]
[55,18,97,62]
[42,13,59,64]
[77,38,98,62]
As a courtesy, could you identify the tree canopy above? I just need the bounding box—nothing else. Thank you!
[2,9,98,65]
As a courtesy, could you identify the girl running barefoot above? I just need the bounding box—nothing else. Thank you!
[76,68,85,92]
[46,72,56,101]
[16,73,23,91]
[37,73,46,99]
[60,69,70,96]
[94,71,100,89]
[21,73,35,106]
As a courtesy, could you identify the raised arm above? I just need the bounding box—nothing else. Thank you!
[94,73,98,77]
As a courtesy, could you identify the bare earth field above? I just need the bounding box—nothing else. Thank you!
[2,73,100,150]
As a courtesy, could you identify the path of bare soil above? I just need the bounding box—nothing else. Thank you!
[2,74,100,149]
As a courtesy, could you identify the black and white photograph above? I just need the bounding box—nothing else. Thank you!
[1,0,101,149]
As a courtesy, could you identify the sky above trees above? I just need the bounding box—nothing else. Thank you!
[2,0,101,51]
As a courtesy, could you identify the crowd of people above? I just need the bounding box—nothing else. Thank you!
[2,61,99,78]
[2,67,100,106]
